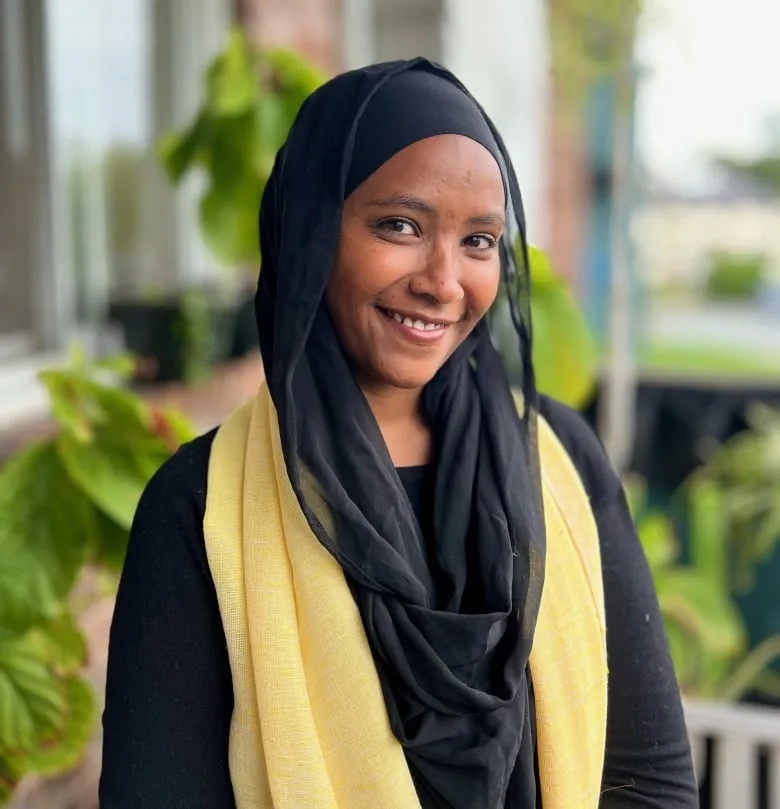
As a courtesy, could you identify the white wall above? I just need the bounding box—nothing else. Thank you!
[341,0,550,247]
[441,0,550,247]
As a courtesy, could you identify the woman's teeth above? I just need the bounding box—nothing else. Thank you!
[386,309,445,332]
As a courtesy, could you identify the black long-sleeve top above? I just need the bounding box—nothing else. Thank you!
[99,396,698,807]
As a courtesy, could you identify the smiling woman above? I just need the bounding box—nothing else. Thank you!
[100,58,697,809]
[328,133,505,464]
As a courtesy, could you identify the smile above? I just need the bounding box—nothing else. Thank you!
[379,307,448,333]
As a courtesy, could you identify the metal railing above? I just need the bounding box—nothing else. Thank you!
[686,699,780,808]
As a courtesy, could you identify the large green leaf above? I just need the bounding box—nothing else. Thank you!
[28,613,87,676]
[636,511,677,572]
[205,28,257,117]
[0,636,65,756]
[686,478,728,595]
[655,570,745,659]
[0,758,15,804]
[50,373,186,531]
[206,113,257,193]
[199,181,263,266]
[56,431,150,533]
[494,243,599,409]
[528,249,599,408]
[157,112,212,184]
[40,370,148,444]
[154,34,325,269]
[0,443,97,635]
[94,508,130,574]
[8,675,95,777]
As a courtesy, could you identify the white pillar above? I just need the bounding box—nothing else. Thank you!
[140,0,232,292]
[440,0,550,248]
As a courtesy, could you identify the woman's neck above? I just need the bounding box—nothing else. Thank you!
[360,384,432,467]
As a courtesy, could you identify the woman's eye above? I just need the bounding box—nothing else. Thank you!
[379,218,417,236]
[464,234,497,250]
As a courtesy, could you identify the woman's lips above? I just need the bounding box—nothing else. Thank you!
[377,306,451,345]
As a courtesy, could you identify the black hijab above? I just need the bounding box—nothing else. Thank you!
[256,58,546,809]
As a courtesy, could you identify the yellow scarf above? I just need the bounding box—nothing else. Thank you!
[204,385,607,808]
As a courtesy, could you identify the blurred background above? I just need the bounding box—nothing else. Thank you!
[1,0,779,806]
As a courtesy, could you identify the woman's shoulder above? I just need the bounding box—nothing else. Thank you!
[123,429,221,589]
[140,429,218,512]
[129,428,219,557]
[537,395,620,504]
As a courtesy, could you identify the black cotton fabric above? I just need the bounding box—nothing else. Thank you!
[255,58,544,808]
[344,69,507,198]
[99,398,699,808]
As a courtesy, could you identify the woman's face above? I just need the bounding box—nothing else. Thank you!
[326,134,505,395]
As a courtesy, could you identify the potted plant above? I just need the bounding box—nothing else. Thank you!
[626,469,780,702]
[108,29,326,382]
[0,352,195,804]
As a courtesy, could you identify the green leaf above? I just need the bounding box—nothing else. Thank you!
[0,636,66,756]
[717,635,780,701]
[56,431,150,532]
[8,675,95,777]
[37,371,93,442]
[157,113,212,184]
[51,373,184,530]
[656,570,745,659]
[529,279,600,408]
[90,352,138,380]
[497,241,599,409]
[254,94,286,173]
[0,443,97,635]
[687,479,728,596]
[28,614,87,676]
[665,621,696,694]
[205,113,258,193]
[636,512,677,572]
[95,509,130,574]
[153,407,197,448]
[527,244,558,290]
[205,28,257,117]
[199,181,263,266]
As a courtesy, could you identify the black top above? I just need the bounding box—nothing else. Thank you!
[99,396,698,808]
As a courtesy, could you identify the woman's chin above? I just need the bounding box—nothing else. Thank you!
[377,363,442,391]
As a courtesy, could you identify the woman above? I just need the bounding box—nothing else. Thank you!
[100,59,697,808]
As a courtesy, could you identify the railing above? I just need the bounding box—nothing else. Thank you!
[686,699,780,808]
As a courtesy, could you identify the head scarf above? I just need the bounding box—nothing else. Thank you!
[255,58,546,809]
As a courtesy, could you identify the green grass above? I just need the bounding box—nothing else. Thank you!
[640,343,780,380]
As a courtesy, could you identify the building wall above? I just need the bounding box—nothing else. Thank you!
[441,0,549,249]
[235,0,343,71]
[0,0,56,348]
[636,201,780,288]
[546,113,590,289]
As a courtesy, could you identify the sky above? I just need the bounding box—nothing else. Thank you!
[635,0,780,190]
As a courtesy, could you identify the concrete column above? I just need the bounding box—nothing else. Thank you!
[440,0,550,247]
[0,0,59,350]
[138,0,231,293]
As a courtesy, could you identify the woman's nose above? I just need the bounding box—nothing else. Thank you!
[408,242,465,304]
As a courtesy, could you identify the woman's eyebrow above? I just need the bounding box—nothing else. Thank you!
[367,193,504,228]
[469,213,505,228]
[366,192,433,213]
